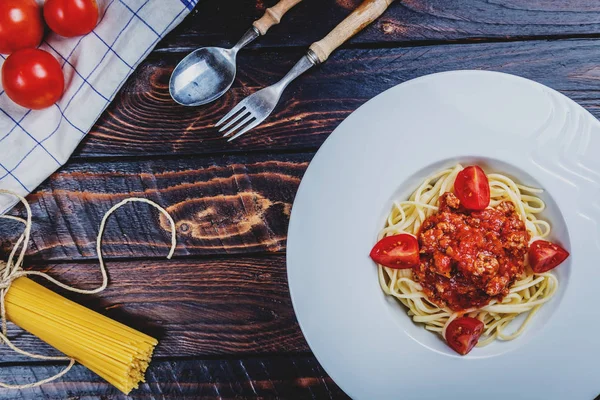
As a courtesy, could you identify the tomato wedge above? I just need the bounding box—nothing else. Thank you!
[529,240,569,273]
[445,317,484,355]
[454,166,490,211]
[370,234,419,269]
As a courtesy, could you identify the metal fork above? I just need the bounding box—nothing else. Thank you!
[216,52,319,141]
[216,0,396,142]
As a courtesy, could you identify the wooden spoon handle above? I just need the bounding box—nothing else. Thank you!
[253,0,303,35]
[309,0,395,63]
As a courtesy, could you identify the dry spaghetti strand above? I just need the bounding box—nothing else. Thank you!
[0,190,176,393]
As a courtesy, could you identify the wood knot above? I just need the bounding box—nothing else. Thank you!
[257,272,272,281]
[336,0,363,10]
[380,20,408,35]
[167,192,289,250]
[179,223,190,233]
[382,21,394,34]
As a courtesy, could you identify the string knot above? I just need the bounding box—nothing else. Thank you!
[0,259,24,291]
[0,260,8,288]
[0,190,176,389]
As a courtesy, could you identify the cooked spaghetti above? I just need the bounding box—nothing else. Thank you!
[377,165,559,347]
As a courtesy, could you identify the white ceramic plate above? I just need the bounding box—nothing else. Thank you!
[287,71,600,400]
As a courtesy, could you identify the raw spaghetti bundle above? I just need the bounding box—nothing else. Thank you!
[0,190,177,394]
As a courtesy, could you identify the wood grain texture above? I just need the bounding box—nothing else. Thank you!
[0,356,346,399]
[3,1,600,398]
[0,154,309,261]
[78,38,600,157]
[0,256,308,362]
[159,0,600,51]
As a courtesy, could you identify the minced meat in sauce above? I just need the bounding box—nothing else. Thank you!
[415,192,529,311]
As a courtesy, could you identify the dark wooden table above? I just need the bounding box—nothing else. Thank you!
[1,1,600,398]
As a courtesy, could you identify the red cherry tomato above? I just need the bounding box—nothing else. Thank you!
[44,0,99,37]
[370,234,420,269]
[445,317,484,355]
[2,49,65,110]
[529,240,569,273]
[0,0,44,55]
[454,166,490,211]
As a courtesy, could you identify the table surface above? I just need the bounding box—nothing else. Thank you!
[1,0,600,398]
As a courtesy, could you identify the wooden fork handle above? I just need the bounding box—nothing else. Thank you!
[309,0,395,63]
[253,0,303,36]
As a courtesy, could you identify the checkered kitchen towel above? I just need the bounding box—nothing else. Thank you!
[0,0,198,214]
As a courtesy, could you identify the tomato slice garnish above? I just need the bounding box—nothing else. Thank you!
[370,234,419,269]
[529,240,569,273]
[445,317,484,355]
[454,166,490,210]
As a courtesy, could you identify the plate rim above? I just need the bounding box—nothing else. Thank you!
[287,69,600,399]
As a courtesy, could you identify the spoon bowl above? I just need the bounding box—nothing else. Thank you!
[170,47,236,106]
[169,28,259,107]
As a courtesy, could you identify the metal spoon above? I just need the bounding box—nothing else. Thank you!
[169,0,302,107]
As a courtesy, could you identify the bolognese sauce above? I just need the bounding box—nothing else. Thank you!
[415,192,529,311]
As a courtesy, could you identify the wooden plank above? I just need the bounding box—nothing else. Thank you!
[161,0,600,50]
[0,256,309,362]
[0,154,309,261]
[0,356,347,399]
[79,38,600,158]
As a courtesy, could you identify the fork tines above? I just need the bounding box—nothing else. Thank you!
[215,102,260,142]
